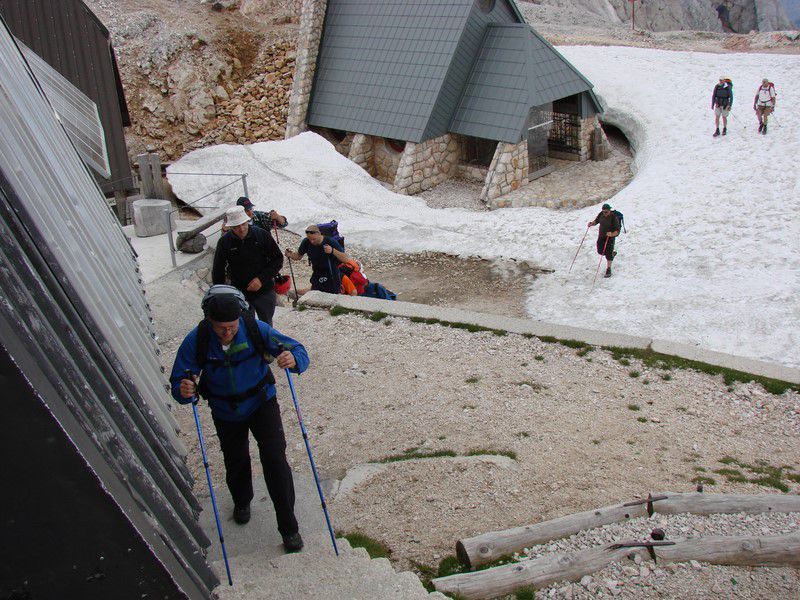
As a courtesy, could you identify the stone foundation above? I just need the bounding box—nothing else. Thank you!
[373,138,403,184]
[348,134,375,176]
[455,163,489,183]
[393,134,460,195]
[480,140,529,205]
[285,0,327,138]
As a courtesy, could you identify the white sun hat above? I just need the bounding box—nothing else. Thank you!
[225,205,250,227]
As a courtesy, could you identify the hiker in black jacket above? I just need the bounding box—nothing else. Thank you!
[711,77,733,137]
[588,203,621,278]
[212,205,283,325]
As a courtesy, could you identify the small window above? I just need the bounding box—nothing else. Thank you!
[387,138,406,153]
[477,0,495,13]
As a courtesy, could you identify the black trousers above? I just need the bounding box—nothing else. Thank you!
[246,289,277,325]
[212,395,298,536]
[597,236,615,260]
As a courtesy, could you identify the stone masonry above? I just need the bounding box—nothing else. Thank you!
[393,134,460,195]
[285,0,327,138]
[348,134,375,176]
[480,140,529,205]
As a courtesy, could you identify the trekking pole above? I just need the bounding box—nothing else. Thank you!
[568,226,590,273]
[184,371,233,585]
[591,237,610,289]
[273,220,300,307]
[277,345,339,556]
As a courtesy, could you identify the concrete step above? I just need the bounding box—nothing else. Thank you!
[200,466,447,599]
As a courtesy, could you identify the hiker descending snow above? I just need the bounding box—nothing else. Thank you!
[754,78,777,135]
[588,203,621,278]
[711,77,733,137]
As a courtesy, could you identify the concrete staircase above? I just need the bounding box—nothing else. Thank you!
[200,467,448,599]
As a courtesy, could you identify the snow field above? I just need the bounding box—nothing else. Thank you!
[168,46,800,367]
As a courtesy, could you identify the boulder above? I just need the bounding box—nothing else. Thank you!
[177,232,207,253]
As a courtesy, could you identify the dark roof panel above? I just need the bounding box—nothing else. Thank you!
[450,24,599,143]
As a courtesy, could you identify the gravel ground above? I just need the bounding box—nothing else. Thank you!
[150,268,800,597]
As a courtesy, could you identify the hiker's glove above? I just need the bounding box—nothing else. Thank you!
[323,244,333,254]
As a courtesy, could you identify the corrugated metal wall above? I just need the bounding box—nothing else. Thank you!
[0,0,133,193]
[0,21,216,598]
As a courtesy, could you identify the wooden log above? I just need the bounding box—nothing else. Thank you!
[435,533,800,600]
[435,544,646,600]
[657,533,800,568]
[175,207,227,241]
[652,492,800,516]
[457,492,800,568]
[456,501,649,569]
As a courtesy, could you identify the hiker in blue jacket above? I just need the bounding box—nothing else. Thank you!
[169,291,309,552]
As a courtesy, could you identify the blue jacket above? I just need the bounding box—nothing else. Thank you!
[170,318,309,422]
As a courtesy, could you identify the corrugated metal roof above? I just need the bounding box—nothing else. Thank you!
[450,24,600,143]
[0,19,215,595]
[18,37,111,178]
[0,0,133,192]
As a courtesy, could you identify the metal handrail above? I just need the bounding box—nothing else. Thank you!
[163,172,248,267]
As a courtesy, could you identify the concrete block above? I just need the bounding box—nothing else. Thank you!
[133,199,174,237]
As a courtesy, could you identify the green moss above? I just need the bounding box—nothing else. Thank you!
[516,588,537,600]
[534,355,544,361]
[466,448,518,460]
[338,532,391,559]
[618,358,631,366]
[786,473,800,484]
[692,475,716,486]
[713,468,747,483]
[750,476,789,492]
[296,304,307,312]
[627,404,640,411]
[661,373,672,381]
[516,431,530,438]
[629,370,640,378]
[693,466,707,472]
[465,376,481,384]
[437,555,466,578]
[377,450,457,464]
[602,346,799,396]
[369,311,388,321]
[637,417,648,423]
[330,305,357,317]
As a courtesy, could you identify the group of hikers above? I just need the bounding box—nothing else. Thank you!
[711,76,777,136]
[169,196,395,555]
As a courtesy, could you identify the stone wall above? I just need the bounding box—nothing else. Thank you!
[393,134,460,195]
[480,140,529,205]
[372,138,403,184]
[311,127,355,156]
[455,163,489,183]
[348,134,375,176]
[285,0,327,138]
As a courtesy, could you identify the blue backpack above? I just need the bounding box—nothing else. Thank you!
[361,282,396,301]
[614,210,626,233]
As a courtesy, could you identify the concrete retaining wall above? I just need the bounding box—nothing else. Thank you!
[298,292,800,385]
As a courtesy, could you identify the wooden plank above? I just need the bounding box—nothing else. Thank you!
[436,533,800,599]
[652,492,800,516]
[457,501,649,569]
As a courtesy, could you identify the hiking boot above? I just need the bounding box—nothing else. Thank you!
[762,123,767,135]
[758,122,764,132]
[722,127,727,136]
[612,251,618,258]
[233,504,251,525]
[712,128,720,137]
[282,532,304,553]
[604,267,612,278]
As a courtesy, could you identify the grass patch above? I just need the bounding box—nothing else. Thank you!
[618,358,631,366]
[516,431,530,439]
[338,532,391,559]
[637,417,648,423]
[329,305,358,317]
[534,355,544,361]
[516,588,537,600]
[787,473,800,484]
[538,336,558,344]
[592,439,601,445]
[466,448,518,460]
[714,468,748,483]
[465,376,481,384]
[296,304,307,312]
[384,318,393,326]
[642,379,650,385]
[369,311,388,322]
[629,370,640,378]
[661,373,672,381]
[693,466,707,472]
[603,346,799,395]
[576,347,592,357]
[376,449,458,464]
[692,475,716,486]
[715,456,797,491]
[627,404,640,411]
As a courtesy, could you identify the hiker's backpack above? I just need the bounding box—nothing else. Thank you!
[613,210,626,233]
[196,286,275,403]
[338,260,367,295]
[317,220,345,249]
[361,282,397,301]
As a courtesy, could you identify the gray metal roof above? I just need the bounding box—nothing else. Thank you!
[0,0,133,192]
[307,0,600,144]
[0,19,216,596]
[450,24,601,143]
